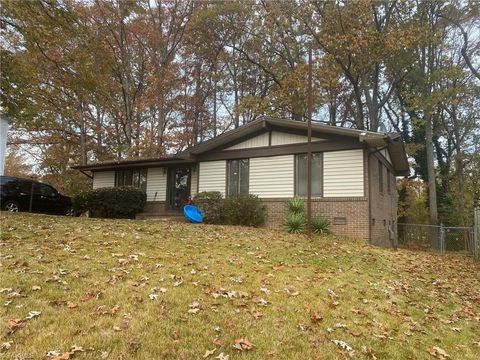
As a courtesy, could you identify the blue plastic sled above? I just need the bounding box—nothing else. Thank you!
[183,205,204,223]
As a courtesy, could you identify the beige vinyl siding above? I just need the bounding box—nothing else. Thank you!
[225,132,269,150]
[323,150,364,197]
[198,161,226,195]
[146,167,167,201]
[190,166,198,197]
[271,131,323,146]
[92,171,114,189]
[249,155,294,198]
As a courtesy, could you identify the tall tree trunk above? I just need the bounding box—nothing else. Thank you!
[213,75,217,137]
[118,1,132,148]
[193,58,201,145]
[78,102,87,166]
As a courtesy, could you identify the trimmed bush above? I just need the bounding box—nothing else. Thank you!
[286,198,305,214]
[73,186,146,219]
[224,194,266,227]
[72,191,89,214]
[194,191,225,224]
[312,217,331,234]
[284,212,306,234]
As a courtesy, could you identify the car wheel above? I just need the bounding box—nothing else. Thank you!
[4,201,20,212]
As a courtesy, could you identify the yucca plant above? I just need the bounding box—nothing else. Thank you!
[312,217,331,234]
[284,212,307,234]
[286,198,305,215]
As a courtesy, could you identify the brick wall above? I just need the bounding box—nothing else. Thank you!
[144,201,167,213]
[262,197,370,240]
[368,152,398,247]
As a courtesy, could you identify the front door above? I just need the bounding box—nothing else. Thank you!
[167,167,191,210]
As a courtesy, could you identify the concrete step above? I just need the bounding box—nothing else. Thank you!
[136,212,186,222]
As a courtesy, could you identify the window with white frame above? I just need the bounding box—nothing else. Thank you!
[295,153,322,196]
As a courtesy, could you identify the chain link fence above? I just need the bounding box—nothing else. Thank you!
[397,210,479,259]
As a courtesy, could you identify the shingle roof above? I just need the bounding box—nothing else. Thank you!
[73,116,409,175]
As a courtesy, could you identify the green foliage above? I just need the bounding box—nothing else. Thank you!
[284,212,306,234]
[311,217,331,234]
[42,169,91,197]
[194,191,226,224]
[73,186,146,219]
[284,198,330,234]
[195,192,266,227]
[224,194,266,227]
[286,198,305,214]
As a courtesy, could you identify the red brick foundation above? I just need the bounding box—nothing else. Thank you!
[262,198,369,240]
[368,153,398,247]
[143,201,167,213]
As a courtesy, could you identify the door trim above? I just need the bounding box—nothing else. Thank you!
[166,166,191,210]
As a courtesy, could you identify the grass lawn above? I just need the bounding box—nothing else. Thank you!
[0,213,479,359]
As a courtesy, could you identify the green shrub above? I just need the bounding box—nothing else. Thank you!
[312,216,331,234]
[286,198,305,215]
[73,186,146,219]
[284,212,306,234]
[224,194,266,227]
[72,191,89,214]
[194,191,225,224]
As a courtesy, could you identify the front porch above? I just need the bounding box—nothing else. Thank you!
[135,201,185,222]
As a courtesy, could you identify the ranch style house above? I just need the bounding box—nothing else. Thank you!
[73,117,409,246]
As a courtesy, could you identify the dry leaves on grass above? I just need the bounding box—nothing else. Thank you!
[1,341,13,350]
[188,300,201,314]
[215,353,229,360]
[7,310,42,333]
[48,345,93,360]
[332,340,355,357]
[233,338,255,351]
[427,346,450,359]
[203,348,217,358]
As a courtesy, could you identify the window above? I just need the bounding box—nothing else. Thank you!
[227,159,249,197]
[115,169,147,192]
[387,168,391,193]
[295,153,322,197]
[378,161,384,193]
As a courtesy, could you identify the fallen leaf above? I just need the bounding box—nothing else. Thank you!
[46,350,62,357]
[1,341,13,350]
[332,339,353,352]
[32,285,41,291]
[50,345,89,360]
[67,302,78,309]
[427,346,449,359]
[203,348,216,358]
[25,310,41,320]
[233,338,255,351]
[213,337,224,346]
[215,353,229,360]
[311,313,323,324]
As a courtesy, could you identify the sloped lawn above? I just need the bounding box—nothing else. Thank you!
[0,213,479,359]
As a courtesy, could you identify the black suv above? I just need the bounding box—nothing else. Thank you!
[0,176,73,215]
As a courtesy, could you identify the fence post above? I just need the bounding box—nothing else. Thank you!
[475,209,479,260]
[440,223,445,254]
